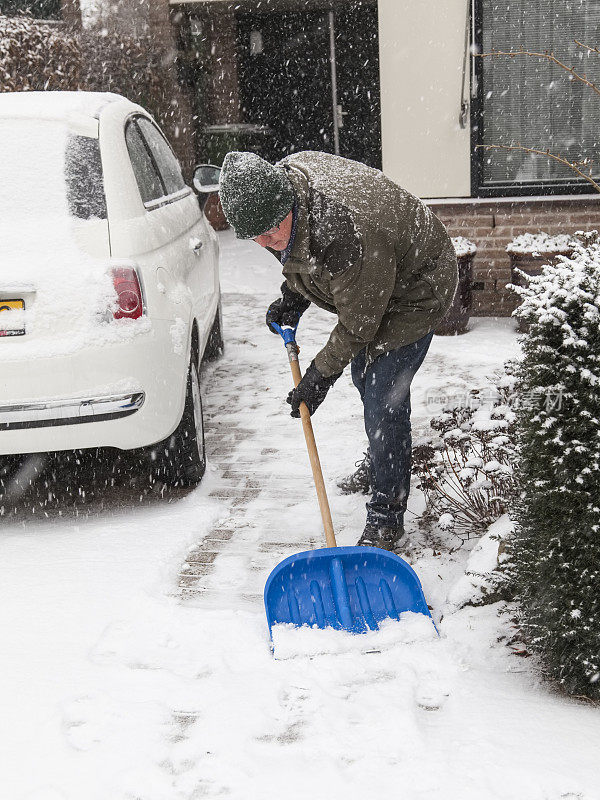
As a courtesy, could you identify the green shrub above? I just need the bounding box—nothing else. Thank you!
[507,230,600,699]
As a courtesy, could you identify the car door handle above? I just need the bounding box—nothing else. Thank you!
[189,236,203,254]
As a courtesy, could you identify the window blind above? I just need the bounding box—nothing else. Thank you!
[481,0,600,186]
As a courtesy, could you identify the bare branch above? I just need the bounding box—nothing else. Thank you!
[421,463,482,522]
[574,40,600,56]
[475,143,600,193]
[476,48,600,97]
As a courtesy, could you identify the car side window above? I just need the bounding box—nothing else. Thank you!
[136,117,187,196]
[125,121,164,205]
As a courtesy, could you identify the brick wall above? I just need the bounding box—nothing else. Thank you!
[429,196,600,317]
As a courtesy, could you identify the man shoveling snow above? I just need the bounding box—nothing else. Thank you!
[219,150,458,553]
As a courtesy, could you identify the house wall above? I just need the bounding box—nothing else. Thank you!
[378,0,470,198]
[430,196,600,316]
[168,1,600,318]
[377,0,600,318]
[203,5,241,125]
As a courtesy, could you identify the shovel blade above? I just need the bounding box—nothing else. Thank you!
[264,546,433,636]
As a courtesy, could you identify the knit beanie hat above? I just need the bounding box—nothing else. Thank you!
[219,151,295,239]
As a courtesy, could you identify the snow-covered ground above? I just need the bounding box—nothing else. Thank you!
[1,229,599,800]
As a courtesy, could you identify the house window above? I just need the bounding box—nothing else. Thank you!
[474,0,600,196]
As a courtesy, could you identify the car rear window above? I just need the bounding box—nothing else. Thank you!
[65,134,107,220]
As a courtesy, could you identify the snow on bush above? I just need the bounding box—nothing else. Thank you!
[506,232,575,256]
[451,236,477,258]
[506,230,600,699]
[0,13,81,91]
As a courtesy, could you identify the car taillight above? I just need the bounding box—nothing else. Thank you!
[111,267,144,320]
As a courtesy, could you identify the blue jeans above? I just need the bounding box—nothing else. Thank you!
[351,331,435,529]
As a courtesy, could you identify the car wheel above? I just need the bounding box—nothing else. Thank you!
[203,298,224,362]
[151,357,206,488]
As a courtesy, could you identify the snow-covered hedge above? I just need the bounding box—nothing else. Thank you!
[506,232,575,256]
[78,29,192,174]
[78,29,163,118]
[0,14,80,91]
[506,230,600,699]
[0,14,193,175]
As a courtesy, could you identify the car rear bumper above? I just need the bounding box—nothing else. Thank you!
[0,391,145,430]
[0,319,190,455]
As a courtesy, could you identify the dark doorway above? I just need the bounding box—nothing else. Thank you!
[236,3,381,168]
[334,3,382,167]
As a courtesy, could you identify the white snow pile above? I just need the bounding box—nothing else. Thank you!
[506,231,575,256]
[82,603,460,799]
[451,236,476,257]
[271,611,437,659]
[446,514,512,610]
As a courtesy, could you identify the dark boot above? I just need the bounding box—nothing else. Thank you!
[356,523,405,552]
[337,451,372,494]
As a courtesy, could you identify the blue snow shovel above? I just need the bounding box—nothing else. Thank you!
[264,323,434,638]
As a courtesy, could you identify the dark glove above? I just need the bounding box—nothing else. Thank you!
[266,282,311,334]
[286,361,341,418]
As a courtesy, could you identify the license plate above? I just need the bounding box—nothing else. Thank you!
[0,299,25,336]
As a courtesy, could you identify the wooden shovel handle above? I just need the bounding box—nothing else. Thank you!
[287,346,337,548]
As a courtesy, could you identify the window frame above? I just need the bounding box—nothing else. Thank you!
[471,0,597,198]
[125,114,192,211]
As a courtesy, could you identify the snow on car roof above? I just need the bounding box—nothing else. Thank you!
[0,90,129,123]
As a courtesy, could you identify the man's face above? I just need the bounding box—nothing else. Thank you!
[253,210,294,251]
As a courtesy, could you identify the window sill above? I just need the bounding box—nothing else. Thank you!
[426,193,600,206]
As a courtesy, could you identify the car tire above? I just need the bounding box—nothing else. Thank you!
[150,357,206,488]
[203,298,224,362]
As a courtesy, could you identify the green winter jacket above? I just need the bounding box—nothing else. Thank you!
[271,151,458,378]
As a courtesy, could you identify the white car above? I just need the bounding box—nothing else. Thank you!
[0,91,222,487]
